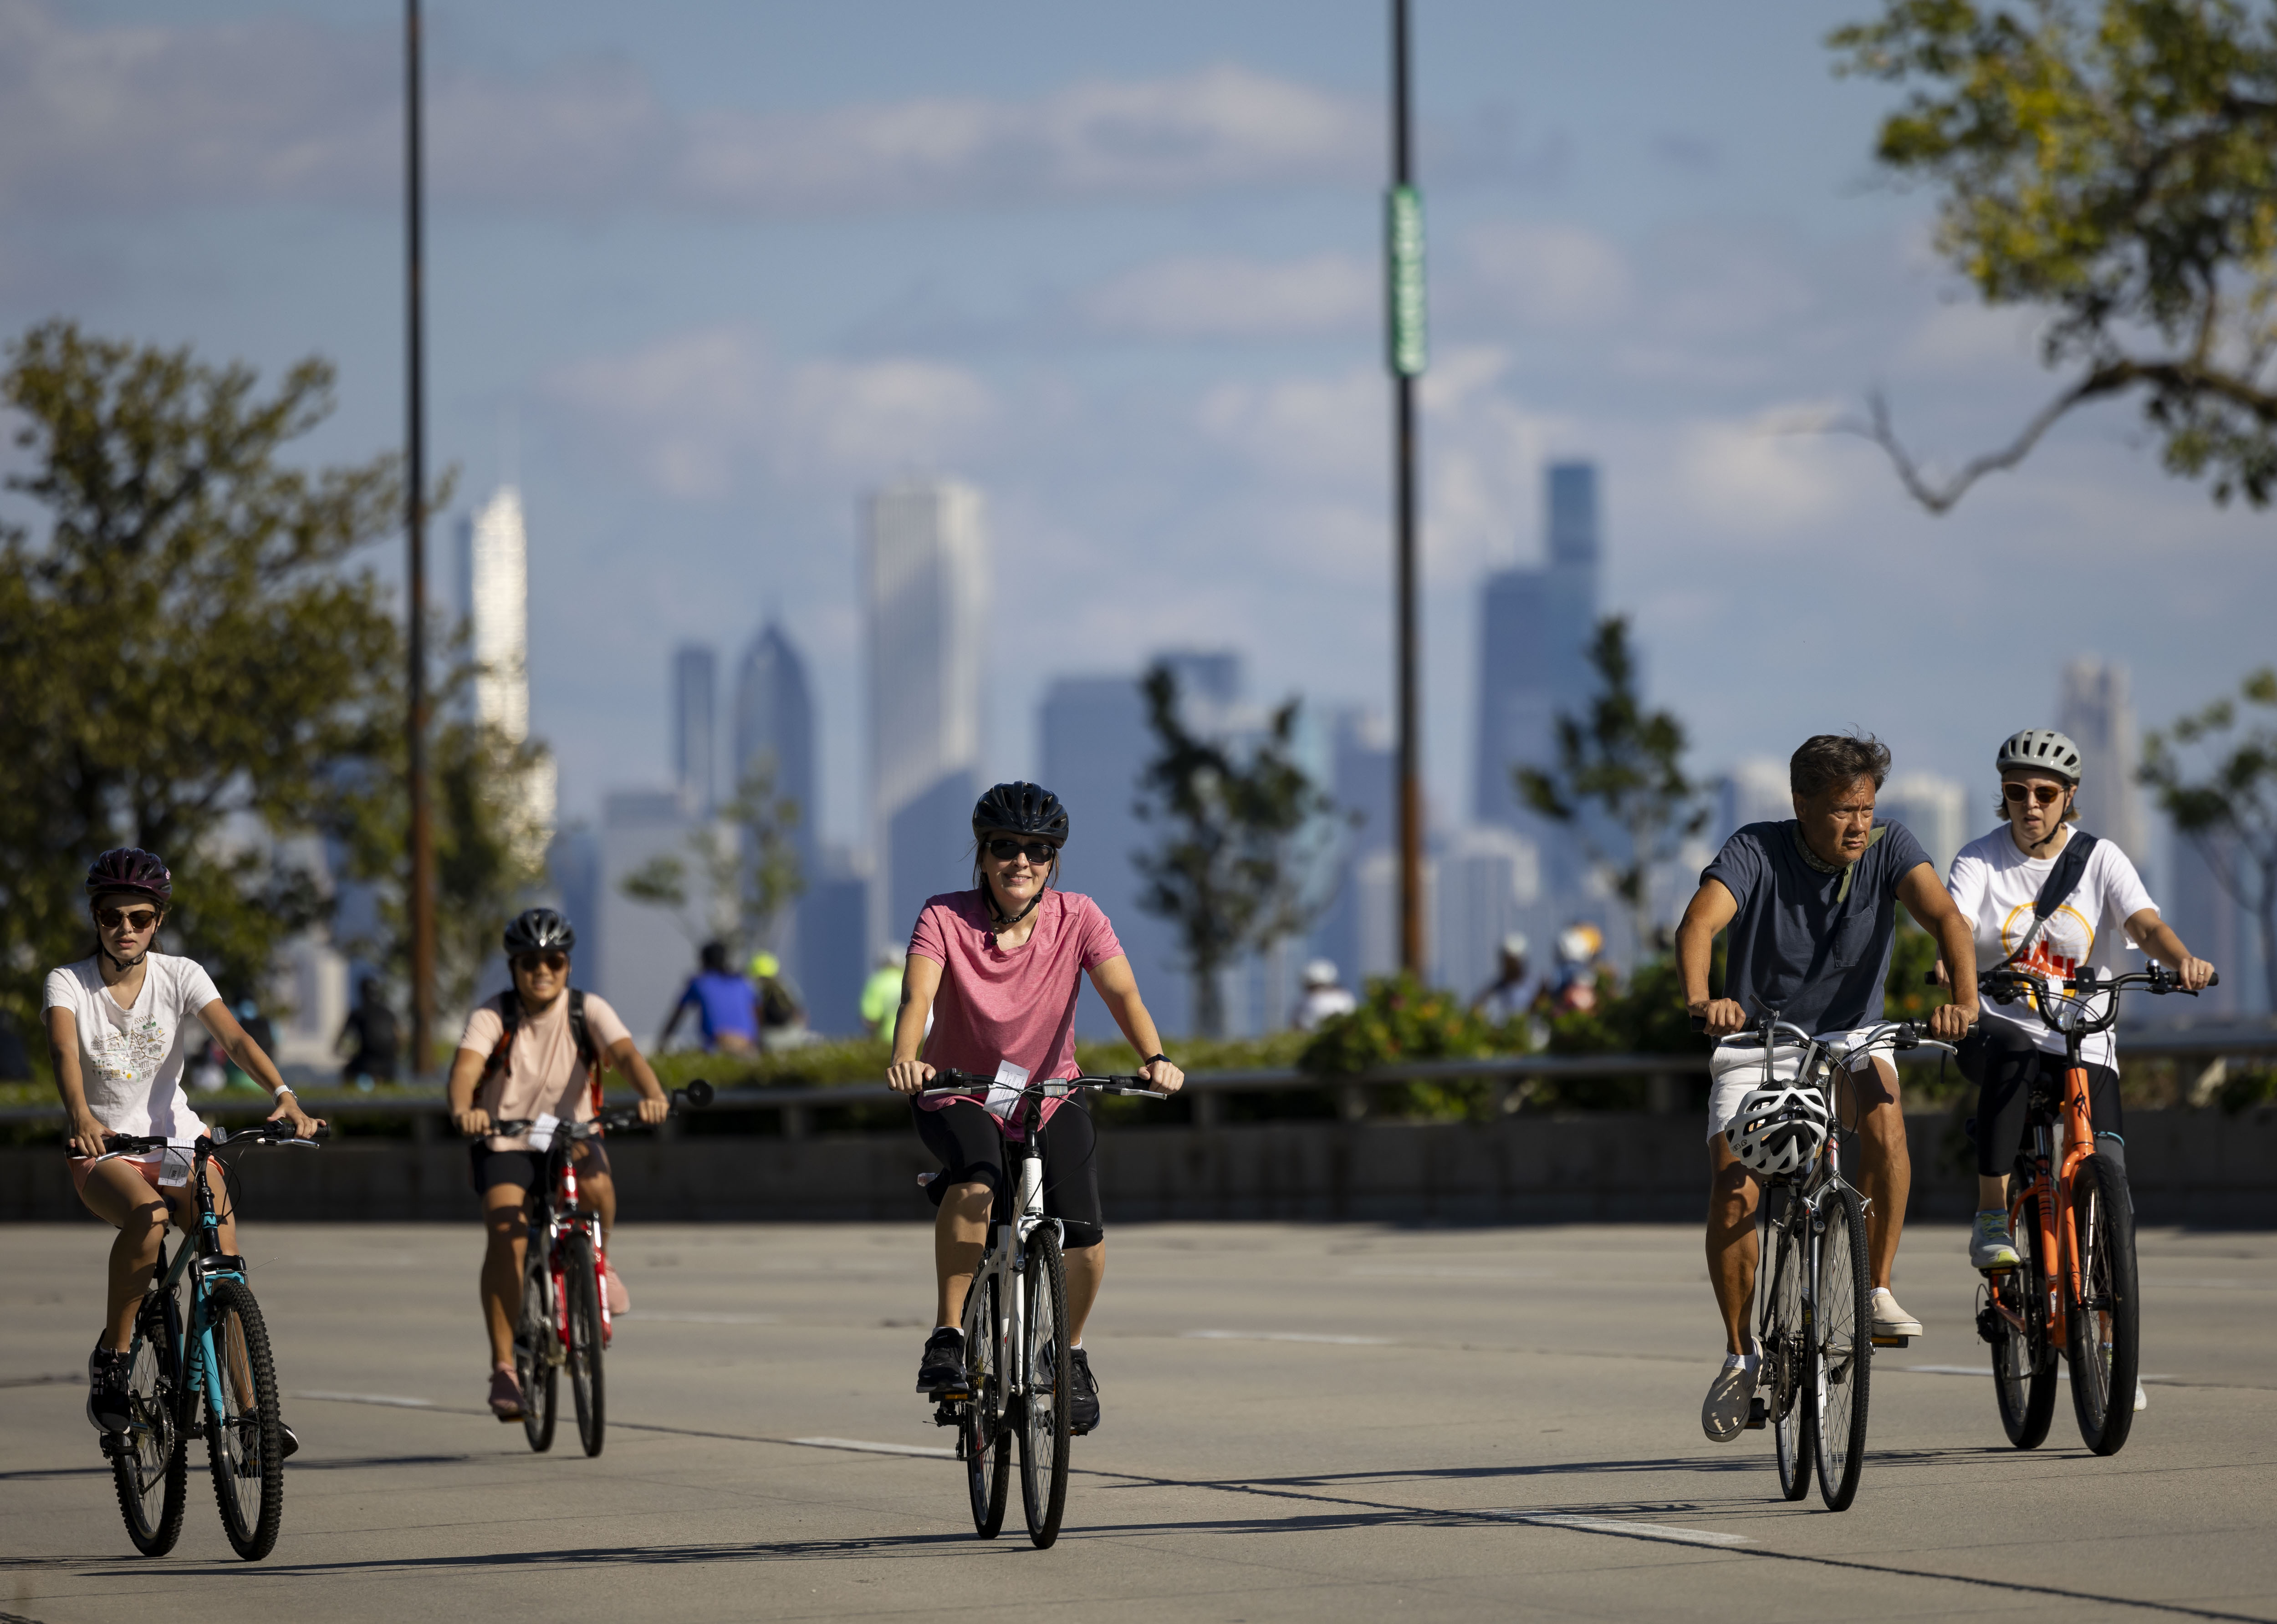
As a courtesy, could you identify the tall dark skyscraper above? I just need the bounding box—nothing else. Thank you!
[671,644,716,813]
[1473,461,1601,831]
[733,624,817,869]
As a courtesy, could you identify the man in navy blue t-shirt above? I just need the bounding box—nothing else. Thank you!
[1675,733,1980,1444]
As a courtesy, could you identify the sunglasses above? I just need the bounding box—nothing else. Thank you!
[2002,783,2068,806]
[513,951,568,974]
[95,906,161,932]
[985,838,1060,864]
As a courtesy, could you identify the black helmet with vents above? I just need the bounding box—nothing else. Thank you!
[503,907,577,956]
[971,782,1069,845]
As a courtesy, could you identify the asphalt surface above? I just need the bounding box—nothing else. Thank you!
[4,1216,2275,1622]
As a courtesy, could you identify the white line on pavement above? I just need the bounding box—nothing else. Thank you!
[790,1436,957,1459]
[1483,1511,1752,1547]
[295,1390,442,1409]
[614,1311,780,1324]
[1897,1365,2173,1381]
[1181,1329,1395,1345]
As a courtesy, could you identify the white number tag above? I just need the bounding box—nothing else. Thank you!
[527,1113,559,1151]
[984,1060,1030,1127]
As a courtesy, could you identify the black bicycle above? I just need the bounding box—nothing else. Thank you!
[481,1080,710,1458]
[915,1072,1166,1549]
[92,1120,325,1560]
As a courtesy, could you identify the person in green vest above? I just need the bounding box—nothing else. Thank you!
[860,950,906,1041]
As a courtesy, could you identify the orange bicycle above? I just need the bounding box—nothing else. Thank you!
[1972,962,2211,1456]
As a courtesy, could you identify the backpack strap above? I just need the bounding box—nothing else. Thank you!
[478,991,520,1086]
[569,988,606,1121]
[1993,831,2099,970]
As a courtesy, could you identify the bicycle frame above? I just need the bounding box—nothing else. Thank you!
[965,1093,1057,1439]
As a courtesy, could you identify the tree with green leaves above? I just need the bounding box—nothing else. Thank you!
[2140,666,2277,1008]
[620,755,805,958]
[0,320,402,1026]
[1133,662,1337,1038]
[1516,616,1707,961]
[1831,0,2277,510]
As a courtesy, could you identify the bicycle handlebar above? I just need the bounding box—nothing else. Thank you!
[476,1079,714,1141]
[1972,962,2216,1039]
[914,1071,1171,1101]
[102,1120,331,1155]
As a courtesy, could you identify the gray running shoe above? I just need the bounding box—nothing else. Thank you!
[1969,1209,2021,1271]
[1701,1345,1760,1444]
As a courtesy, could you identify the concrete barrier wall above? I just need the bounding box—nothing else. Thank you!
[5,1110,2273,1227]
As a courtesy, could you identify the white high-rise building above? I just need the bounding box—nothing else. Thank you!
[1879,773,1970,877]
[2059,659,2149,864]
[459,485,556,869]
[867,479,986,952]
[1714,759,1792,846]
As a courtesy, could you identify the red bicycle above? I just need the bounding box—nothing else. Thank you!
[484,1080,710,1457]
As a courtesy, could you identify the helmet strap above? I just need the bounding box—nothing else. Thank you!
[983,859,1053,937]
[97,939,148,973]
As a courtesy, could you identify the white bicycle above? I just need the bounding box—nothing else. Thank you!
[915,1071,1166,1549]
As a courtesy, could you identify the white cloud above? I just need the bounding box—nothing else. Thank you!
[1676,403,1854,537]
[1080,252,1373,340]
[1458,221,1633,326]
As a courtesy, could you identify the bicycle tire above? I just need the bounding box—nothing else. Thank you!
[112,1273,189,1556]
[960,1266,1010,1538]
[1019,1230,1072,1548]
[517,1244,557,1453]
[2065,1154,2140,1456]
[1988,1191,2057,1450]
[563,1230,606,1458]
[1757,1196,1809,1502]
[1810,1184,1872,1512]
[204,1279,285,1560]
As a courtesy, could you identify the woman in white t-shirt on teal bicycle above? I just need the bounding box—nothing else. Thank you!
[42,849,324,1440]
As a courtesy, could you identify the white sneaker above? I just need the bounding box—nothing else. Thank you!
[2134,1381,2149,1412]
[1701,1343,1761,1444]
[1870,1288,1923,1339]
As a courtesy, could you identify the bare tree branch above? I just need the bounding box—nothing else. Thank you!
[1837,381,2106,514]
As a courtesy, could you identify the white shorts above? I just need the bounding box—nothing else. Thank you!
[1705,1028,1891,1144]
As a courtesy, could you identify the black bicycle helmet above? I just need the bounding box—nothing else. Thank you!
[85,847,172,905]
[503,907,576,956]
[971,781,1070,844]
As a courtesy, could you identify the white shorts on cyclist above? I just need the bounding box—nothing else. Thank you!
[1706,1027,1886,1145]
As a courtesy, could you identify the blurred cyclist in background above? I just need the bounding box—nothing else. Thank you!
[861,950,907,1041]
[659,940,759,1055]
[1293,959,1358,1031]
[337,977,401,1089]
[1471,934,1532,1020]
[750,951,812,1050]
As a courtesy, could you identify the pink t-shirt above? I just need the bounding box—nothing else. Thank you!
[907,889,1125,1135]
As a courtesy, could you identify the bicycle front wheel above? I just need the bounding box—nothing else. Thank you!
[204,1279,285,1560]
[1987,1191,2057,1449]
[517,1244,557,1453]
[113,1272,188,1556]
[1810,1185,1873,1512]
[2065,1154,2139,1456]
[960,1265,1010,1538]
[1757,1195,1809,1503]
[563,1231,606,1458]
[1019,1230,1072,1549]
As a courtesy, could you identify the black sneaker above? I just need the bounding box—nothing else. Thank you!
[916,1328,969,1395]
[87,1344,133,1433]
[1068,1347,1100,1435]
[279,1421,300,1461]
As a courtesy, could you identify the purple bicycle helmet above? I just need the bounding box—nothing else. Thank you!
[85,848,173,906]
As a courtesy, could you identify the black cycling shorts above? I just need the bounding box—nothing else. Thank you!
[1958,1024,2120,1179]
[913,1097,1103,1250]
[468,1137,611,1196]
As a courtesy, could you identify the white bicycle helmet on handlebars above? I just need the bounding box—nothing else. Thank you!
[1724,1086,1831,1178]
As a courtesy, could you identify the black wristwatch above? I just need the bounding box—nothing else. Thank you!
[1143,1053,1172,1068]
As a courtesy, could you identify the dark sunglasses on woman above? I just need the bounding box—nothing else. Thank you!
[985,838,1060,864]
[513,951,569,973]
[95,907,161,932]
[2002,783,2067,806]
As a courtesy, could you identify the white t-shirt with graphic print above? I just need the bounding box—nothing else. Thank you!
[1944,827,2159,1070]
[43,953,222,1140]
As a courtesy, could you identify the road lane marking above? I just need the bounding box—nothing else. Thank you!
[613,1311,780,1324]
[1181,1329,1395,1345]
[1482,1510,1751,1547]
[295,1390,442,1408]
[1897,1365,2174,1381]
[790,1436,956,1459]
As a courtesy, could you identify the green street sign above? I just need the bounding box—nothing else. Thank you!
[1386,183,1427,377]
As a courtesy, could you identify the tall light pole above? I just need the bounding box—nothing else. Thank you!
[1387,0,1427,974]
[405,0,436,1074]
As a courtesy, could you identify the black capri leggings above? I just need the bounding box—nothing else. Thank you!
[913,1097,1104,1250]
[1961,1023,2122,1179]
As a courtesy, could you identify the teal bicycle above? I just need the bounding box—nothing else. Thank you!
[94,1120,323,1561]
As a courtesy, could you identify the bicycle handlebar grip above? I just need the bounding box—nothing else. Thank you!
[2206,970,2221,988]
[1689,1013,1708,1033]
[679,1078,715,1109]
[1923,971,1941,986]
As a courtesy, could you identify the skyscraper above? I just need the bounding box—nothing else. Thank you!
[1474,462,1601,831]
[457,485,555,869]
[2058,659,2149,863]
[1040,673,1165,1036]
[672,644,716,814]
[868,479,985,952]
[733,625,817,864]
[1879,772,1971,877]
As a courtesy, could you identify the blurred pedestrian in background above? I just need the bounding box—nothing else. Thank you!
[859,949,906,1041]
[1546,922,1604,1015]
[1470,933,1532,1020]
[660,940,759,1055]
[336,977,401,1090]
[749,951,812,1050]
[1292,959,1357,1031]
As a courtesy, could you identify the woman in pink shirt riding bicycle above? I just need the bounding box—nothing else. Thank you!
[886,782,1184,1435]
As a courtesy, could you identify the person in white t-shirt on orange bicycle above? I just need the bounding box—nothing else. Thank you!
[44,849,324,1440]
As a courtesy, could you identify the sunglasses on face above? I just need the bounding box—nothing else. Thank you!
[95,906,161,932]
[2003,783,2068,806]
[513,952,568,974]
[985,838,1060,864]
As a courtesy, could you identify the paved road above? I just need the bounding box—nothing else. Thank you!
[5,1218,2275,1622]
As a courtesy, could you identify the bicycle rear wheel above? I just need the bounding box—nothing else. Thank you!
[204,1279,285,1560]
[112,1270,188,1556]
[516,1243,557,1453]
[1986,1191,2057,1449]
[2066,1154,2139,1456]
[1756,1196,1809,1502]
[960,1264,1010,1538]
[1019,1230,1072,1549]
[563,1230,606,1458]
[1810,1184,1872,1512]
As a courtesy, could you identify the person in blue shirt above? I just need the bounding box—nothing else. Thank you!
[659,941,760,1054]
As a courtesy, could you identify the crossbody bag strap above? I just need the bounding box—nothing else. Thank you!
[1993,831,2099,971]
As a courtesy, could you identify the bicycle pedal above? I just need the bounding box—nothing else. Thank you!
[1743,1396,1768,1431]
[1871,1334,1910,1348]
[932,1400,962,1427]
[97,1432,127,1460]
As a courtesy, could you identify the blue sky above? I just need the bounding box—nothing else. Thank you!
[5,0,2269,864]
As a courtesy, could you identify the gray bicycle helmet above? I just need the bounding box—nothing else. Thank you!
[503,907,576,956]
[971,781,1070,844]
[1996,728,2082,781]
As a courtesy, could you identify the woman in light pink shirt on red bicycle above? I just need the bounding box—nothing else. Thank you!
[886,782,1184,1436]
